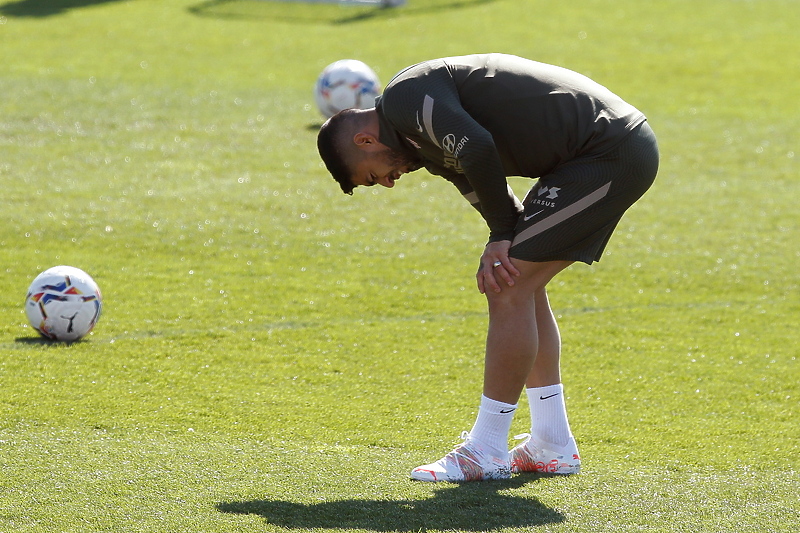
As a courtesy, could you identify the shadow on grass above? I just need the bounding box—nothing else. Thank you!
[0,0,124,17]
[188,0,497,25]
[217,475,565,530]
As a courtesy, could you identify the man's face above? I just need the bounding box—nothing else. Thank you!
[350,146,422,190]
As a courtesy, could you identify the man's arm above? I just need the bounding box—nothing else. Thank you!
[380,62,522,242]
[441,172,522,229]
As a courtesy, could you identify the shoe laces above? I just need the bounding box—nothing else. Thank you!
[444,431,483,467]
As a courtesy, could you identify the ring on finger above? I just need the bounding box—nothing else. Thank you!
[492,261,502,268]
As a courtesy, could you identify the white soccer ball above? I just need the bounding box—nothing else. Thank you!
[24,265,103,342]
[314,59,381,118]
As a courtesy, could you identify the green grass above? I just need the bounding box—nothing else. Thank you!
[1,0,798,531]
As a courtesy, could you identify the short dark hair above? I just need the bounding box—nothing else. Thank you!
[316,109,368,195]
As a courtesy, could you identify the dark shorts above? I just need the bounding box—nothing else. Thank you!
[509,121,659,264]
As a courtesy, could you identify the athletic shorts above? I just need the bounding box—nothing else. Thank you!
[509,121,659,264]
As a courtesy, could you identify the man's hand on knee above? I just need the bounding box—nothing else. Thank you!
[477,240,520,294]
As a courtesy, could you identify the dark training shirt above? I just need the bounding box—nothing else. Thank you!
[375,53,646,242]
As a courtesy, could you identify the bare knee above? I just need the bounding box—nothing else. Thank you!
[484,281,532,312]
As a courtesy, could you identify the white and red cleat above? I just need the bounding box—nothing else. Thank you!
[410,432,511,482]
[510,433,581,475]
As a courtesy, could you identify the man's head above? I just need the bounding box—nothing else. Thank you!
[317,108,422,195]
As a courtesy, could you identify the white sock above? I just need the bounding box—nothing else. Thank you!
[527,384,572,447]
[469,394,517,454]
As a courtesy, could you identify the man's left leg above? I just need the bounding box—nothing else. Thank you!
[481,259,573,403]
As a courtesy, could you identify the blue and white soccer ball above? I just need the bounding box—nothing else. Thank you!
[314,59,381,119]
[24,265,103,342]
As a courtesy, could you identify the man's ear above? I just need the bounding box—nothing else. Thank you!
[353,132,381,151]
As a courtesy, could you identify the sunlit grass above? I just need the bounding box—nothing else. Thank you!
[0,0,798,532]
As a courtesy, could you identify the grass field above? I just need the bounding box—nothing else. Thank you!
[1,0,798,531]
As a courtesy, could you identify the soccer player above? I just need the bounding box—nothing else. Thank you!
[316,54,659,482]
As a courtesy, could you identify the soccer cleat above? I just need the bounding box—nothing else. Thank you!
[410,431,511,482]
[509,433,581,475]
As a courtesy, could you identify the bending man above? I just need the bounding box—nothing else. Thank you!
[317,53,659,482]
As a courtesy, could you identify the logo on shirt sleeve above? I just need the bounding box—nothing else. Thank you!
[443,133,470,160]
[417,94,468,172]
[442,134,456,154]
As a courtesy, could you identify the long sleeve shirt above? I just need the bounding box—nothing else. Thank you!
[375,53,646,242]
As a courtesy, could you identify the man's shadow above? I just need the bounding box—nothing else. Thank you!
[217,476,565,531]
[0,0,124,17]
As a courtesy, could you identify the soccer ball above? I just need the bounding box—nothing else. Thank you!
[24,265,103,342]
[314,59,381,119]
